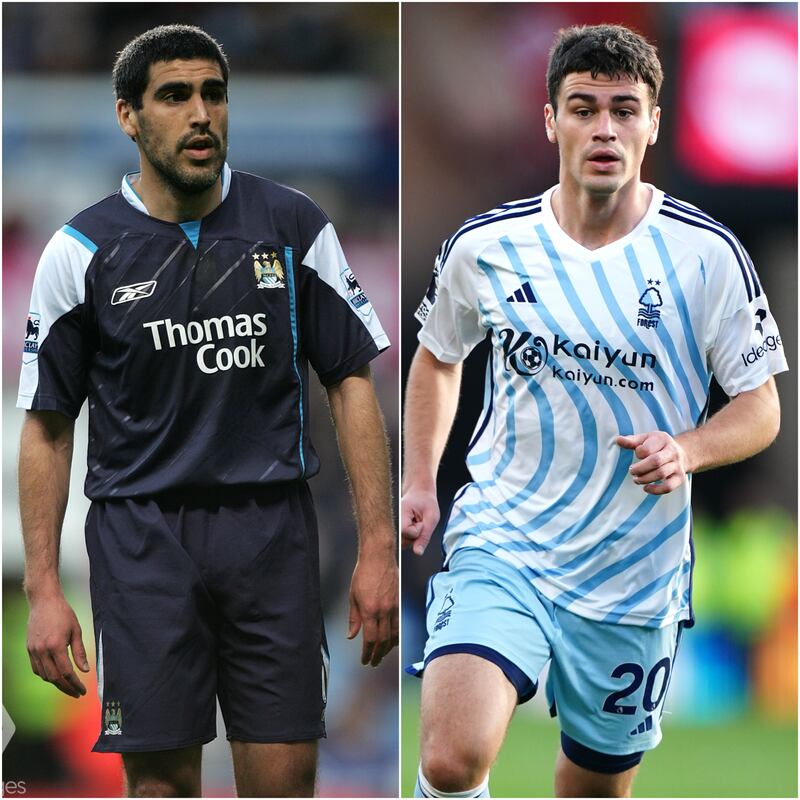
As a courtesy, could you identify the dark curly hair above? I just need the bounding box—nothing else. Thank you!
[547,24,663,114]
[112,24,229,110]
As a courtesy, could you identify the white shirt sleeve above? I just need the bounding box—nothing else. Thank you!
[302,221,389,351]
[17,227,92,410]
[415,238,487,363]
[706,244,788,396]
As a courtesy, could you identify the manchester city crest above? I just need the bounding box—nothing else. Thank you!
[103,700,123,735]
[253,252,286,289]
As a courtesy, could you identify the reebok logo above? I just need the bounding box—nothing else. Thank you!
[112,281,157,305]
[506,281,537,303]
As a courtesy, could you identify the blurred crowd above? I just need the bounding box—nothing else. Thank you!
[3,3,398,78]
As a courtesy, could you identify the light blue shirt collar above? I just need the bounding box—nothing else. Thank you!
[120,162,232,216]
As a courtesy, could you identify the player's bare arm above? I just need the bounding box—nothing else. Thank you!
[19,410,89,698]
[617,377,780,495]
[401,345,462,555]
[326,365,398,667]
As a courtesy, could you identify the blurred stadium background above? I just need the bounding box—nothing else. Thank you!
[401,3,797,797]
[3,3,398,797]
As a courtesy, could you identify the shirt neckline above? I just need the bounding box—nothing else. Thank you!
[540,182,664,260]
[120,162,232,219]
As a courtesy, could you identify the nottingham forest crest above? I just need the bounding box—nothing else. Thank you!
[253,252,286,289]
[637,279,663,330]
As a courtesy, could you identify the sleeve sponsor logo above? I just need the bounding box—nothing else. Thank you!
[754,308,767,335]
[741,334,782,367]
[23,312,40,354]
[111,281,157,305]
[741,309,782,366]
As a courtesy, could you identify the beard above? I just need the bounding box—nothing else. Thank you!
[137,120,227,195]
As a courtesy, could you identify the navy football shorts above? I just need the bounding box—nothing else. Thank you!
[86,483,328,753]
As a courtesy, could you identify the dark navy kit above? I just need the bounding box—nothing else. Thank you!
[18,165,389,750]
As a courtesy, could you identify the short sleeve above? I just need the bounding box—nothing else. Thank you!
[17,227,94,417]
[299,221,389,386]
[706,243,788,396]
[415,238,487,363]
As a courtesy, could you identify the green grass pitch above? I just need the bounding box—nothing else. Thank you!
[401,683,797,797]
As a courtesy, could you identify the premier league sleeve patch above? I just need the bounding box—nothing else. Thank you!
[340,267,372,317]
[23,312,41,358]
[415,258,440,325]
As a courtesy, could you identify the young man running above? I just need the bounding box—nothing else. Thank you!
[402,24,785,798]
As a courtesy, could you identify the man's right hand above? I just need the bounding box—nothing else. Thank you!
[26,590,90,698]
[400,488,440,556]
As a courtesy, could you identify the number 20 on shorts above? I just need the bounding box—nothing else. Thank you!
[602,658,672,716]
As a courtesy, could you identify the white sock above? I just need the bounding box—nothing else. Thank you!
[416,767,490,798]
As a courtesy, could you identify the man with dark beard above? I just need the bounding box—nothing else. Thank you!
[17,25,397,797]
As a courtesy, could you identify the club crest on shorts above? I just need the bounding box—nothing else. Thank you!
[637,279,663,330]
[433,589,454,632]
[253,251,285,289]
[103,700,123,735]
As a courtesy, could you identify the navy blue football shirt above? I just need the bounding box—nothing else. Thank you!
[18,164,389,499]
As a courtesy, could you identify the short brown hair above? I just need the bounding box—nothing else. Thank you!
[547,24,663,113]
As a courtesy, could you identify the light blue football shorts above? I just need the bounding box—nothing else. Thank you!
[408,547,684,756]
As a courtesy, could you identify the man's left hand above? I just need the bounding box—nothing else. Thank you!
[347,545,399,667]
[615,431,690,495]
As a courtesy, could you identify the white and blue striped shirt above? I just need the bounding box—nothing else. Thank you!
[416,185,787,628]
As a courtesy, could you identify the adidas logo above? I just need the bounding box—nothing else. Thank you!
[629,715,653,736]
[506,282,536,303]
